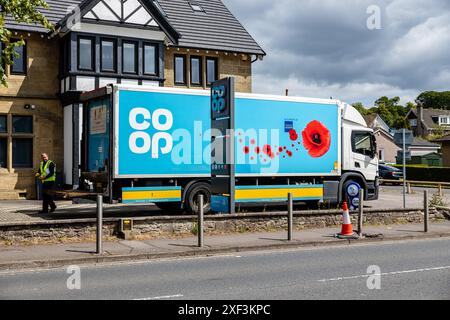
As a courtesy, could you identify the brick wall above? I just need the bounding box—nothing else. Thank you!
[0,33,62,199]
[375,131,401,163]
[164,47,252,93]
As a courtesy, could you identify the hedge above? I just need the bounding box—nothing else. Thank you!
[393,165,450,182]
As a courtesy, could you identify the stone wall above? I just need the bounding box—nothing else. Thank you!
[1,208,448,246]
[0,33,62,199]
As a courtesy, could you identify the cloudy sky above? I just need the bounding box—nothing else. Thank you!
[223,0,450,106]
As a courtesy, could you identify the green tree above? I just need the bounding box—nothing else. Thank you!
[374,96,411,129]
[0,0,53,86]
[352,102,369,115]
[416,91,450,110]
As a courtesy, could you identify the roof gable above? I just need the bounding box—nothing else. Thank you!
[83,0,158,28]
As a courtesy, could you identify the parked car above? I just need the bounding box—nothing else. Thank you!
[379,164,403,180]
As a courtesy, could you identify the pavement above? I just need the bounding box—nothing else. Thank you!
[1,221,450,272]
[0,185,448,224]
[1,236,449,300]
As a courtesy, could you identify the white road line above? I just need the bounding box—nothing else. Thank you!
[134,294,184,300]
[318,265,450,282]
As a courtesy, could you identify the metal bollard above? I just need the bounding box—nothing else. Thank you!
[424,190,429,233]
[198,195,204,248]
[358,189,364,237]
[96,195,103,255]
[288,193,293,241]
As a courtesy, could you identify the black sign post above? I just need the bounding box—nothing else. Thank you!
[210,78,236,214]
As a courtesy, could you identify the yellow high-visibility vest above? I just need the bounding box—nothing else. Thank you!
[40,160,56,182]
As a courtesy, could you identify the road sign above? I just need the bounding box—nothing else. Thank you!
[211,77,236,214]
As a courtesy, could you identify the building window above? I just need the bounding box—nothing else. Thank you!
[78,37,94,71]
[0,115,34,169]
[174,55,186,85]
[12,115,33,134]
[101,39,116,73]
[123,41,138,74]
[440,117,450,125]
[0,115,6,133]
[10,40,27,75]
[189,2,205,12]
[12,138,33,168]
[206,57,218,86]
[409,119,417,127]
[143,44,158,76]
[0,115,6,169]
[0,137,6,168]
[190,56,202,86]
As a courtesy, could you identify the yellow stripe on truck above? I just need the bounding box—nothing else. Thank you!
[236,187,323,201]
[122,190,181,201]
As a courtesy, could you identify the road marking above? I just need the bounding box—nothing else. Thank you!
[0,254,242,276]
[134,294,183,300]
[318,265,450,282]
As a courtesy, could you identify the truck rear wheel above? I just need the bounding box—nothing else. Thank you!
[185,182,211,215]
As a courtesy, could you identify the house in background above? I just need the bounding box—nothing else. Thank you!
[407,106,450,137]
[0,0,265,199]
[433,135,450,167]
[402,138,442,167]
[363,114,400,163]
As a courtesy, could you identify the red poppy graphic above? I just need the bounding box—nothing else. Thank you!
[302,120,331,158]
[289,129,299,141]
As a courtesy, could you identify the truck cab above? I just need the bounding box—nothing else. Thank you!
[340,103,379,209]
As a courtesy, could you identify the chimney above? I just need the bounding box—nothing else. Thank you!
[417,104,424,137]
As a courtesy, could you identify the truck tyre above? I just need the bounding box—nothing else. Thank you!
[343,180,361,210]
[185,182,211,215]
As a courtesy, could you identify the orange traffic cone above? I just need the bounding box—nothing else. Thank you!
[339,202,355,236]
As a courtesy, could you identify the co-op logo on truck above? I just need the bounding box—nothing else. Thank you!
[128,107,173,158]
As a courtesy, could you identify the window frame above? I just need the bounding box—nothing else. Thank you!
[174,54,187,86]
[351,131,377,159]
[122,40,139,75]
[143,43,159,76]
[190,56,203,87]
[77,36,95,71]
[100,38,117,73]
[206,57,218,86]
[10,39,27,75]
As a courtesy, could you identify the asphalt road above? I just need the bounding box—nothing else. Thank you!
[1,238,449,300]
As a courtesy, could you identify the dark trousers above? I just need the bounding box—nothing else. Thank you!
[42,182,56,212]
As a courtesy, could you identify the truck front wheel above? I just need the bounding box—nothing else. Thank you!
[185,182,211,215]
[343,180,361,210]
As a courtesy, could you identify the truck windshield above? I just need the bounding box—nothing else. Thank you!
[352,131,376,158]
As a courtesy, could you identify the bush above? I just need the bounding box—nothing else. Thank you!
[393,165,450,182]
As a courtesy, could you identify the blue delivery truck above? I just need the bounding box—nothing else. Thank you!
[80,84,379,214]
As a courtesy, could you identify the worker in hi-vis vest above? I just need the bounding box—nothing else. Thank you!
[35,153,57,213]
